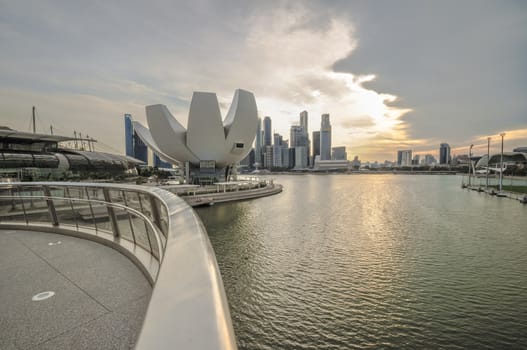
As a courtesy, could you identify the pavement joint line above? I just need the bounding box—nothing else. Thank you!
[14,233,113,313]
[28,310,113,349]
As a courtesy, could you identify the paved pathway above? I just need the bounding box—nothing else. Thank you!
[0,229,152,350]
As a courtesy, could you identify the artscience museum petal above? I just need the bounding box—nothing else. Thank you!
[134,89,258,169]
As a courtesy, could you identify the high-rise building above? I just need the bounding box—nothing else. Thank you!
[273,133,283,168]
[351,156,361,168]
[255,118,262,165]
[295,146,308,169]
[412,154,420,165]
[397,150,412,166]
[332,146,347,160]
[264,116,272,147]
[124,114,148,163]
[281,140,290,169]
[439,143,451,164]
[312,131,320,158]
[290,125,308,149]
[153,154,171,168]
[300,110,308,132]
[424,154,436,165]
[320,114,332,160]
[299,110,310,166]
[240,148,256,168]
[124,114,134,158]
[288,148,296,168]
[263,145,273,169]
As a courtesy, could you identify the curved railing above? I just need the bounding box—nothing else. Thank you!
[0,182,236,350]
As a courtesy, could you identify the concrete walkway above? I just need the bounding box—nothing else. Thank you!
[0,229,152,350]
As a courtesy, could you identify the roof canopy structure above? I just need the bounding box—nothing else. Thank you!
[0,128,76,143]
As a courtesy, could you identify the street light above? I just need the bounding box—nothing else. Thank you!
[499,133,506,192]
[486,137,491,190]
[468,144,474,187]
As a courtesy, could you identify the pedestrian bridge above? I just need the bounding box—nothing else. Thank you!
[0,182,236,349]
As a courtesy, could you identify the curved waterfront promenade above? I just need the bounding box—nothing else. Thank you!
[0,182,237,350]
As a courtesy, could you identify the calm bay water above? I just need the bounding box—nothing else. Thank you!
[197,175,527,349]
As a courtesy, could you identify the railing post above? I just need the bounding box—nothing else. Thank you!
[103,188,120,238]
[43,185,59,226]
[149,195,162,230]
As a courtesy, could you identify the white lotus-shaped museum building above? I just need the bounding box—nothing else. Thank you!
[133,89,258,169]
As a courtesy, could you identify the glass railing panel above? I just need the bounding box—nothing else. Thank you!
[114,207,134,242]
[67,186,85,201]
[130,212,152,253]
[72,197,96,232]
[0,188,26,223]
[53,198,78,228]
[123,191,142,212]
[155,198,169,238]
[48,186,67,199]
[88,187,105,201]
[94,205,112,233]
[146,223,160,260]
[138,193,154,222]
[24,194,52,225]
[109,189,125,205]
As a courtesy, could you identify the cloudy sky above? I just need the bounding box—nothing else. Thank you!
[1,0,526,161]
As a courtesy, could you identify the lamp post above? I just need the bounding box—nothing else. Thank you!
[486,137,490,190]
[499,133,505,192]
[468,144,474,187]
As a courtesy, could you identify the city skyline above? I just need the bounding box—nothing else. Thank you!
[1,1,526,161]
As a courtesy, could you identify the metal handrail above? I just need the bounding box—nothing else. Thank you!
[0,182,237,350]
[0,194,165,262]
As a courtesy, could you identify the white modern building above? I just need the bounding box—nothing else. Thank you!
[133,89,258,180]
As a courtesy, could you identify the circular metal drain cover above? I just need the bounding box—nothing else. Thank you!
[48,241,62,246]
[32,291,55,301]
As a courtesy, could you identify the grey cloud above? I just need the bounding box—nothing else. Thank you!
[329,0,527,145]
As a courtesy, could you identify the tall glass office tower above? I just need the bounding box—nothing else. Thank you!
[439,143,451,164]
[124,114,134,158]
[320,114,332,160]
[264,116,272,147]
[255,118,262,165]
[124,113,148,164]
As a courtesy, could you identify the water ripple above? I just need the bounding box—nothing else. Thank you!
[198,175,527,349]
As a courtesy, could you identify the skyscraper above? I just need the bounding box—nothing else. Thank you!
[299,110,310,166]
[425,154,437,165]
[124,114,148,163]
[439,143,451,164]
[263,145,273,169]
[320,114,332,160]
[397,150,412,166]
[300,110,308,132]
[124,114,134,158]
[273,133,283,167]
[312,131,320,158]
[264,116,272,147]
[255,117,262,165]
[295,146,308,169]
[153,154,171,168]
[290,125,306,149]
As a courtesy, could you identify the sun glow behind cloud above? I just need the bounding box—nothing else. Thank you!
[227,7,414,160]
